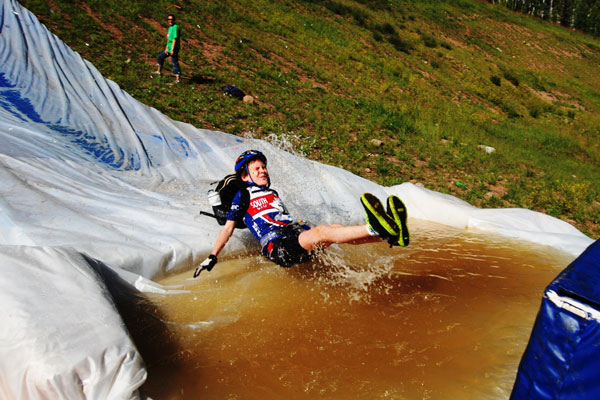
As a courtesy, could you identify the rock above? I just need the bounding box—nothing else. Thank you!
[478,145,496,154]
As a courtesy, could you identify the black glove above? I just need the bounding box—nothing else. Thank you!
[193,255,218,278]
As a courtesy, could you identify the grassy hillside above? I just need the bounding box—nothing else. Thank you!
[20,0,600,238]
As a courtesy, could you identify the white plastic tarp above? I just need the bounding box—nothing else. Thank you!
[0,0,594,398]
[0,246,146,400]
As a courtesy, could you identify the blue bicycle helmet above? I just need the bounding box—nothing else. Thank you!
[234,150,267,175]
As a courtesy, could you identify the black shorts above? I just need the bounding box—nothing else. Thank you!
[264,223,313,267]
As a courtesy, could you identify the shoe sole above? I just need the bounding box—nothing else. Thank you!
[360,193,399,244]
[387,195,409,246]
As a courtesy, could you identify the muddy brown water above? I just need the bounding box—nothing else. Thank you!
[134,220,573,399]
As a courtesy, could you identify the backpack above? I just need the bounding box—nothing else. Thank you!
[207,174,249,229]
[223,84,246,99]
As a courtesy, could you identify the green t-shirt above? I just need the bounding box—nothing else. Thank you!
[167,24,180,52]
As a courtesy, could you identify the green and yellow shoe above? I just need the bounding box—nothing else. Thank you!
[386,195,409,246]
[360,193,399,246]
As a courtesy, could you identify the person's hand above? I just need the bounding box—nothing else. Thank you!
[193,255,218,278]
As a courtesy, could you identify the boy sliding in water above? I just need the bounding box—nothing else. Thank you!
[194,150,409,276]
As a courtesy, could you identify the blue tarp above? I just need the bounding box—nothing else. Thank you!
[512,239,600,399]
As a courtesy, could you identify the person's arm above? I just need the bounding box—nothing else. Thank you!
[194,220,236,277]
[211,219,236,257]
[165,30,171,54]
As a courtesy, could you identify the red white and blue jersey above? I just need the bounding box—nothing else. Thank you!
[227,184,295,251]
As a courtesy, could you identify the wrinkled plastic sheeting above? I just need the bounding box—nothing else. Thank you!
[387,183,592,258]
[0,246,146,399]
[0,0,596,398]
[511,239,600,399]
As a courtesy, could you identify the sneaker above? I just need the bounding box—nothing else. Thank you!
[386,195,409,246]
[360,193,399,246]
[153,70,161,75]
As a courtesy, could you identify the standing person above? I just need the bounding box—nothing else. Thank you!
[194,150,410,276]
[155,14,181,83]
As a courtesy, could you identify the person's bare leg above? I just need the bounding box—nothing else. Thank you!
[298,224,381,251]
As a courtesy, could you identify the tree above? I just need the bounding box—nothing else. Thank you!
[559,0,574,27]
[487,0,600,35]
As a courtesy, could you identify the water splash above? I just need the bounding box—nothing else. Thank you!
[292,245,398,304]
[243,130,310,157]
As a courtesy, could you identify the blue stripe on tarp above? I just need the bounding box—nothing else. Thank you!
[0,72,140,170]
[0,74,43,123]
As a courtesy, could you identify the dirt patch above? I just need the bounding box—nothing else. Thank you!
[452,90,501,115]
[143,16,164,33]
[545,43,582,59]
[529,87,586,111]
[442,36,467,49]
[199,42,225,64]
[484,182,508,199]
[255,44,330,92]
[46,0,61,13]
[529,87,556,103]
[82,2,123,41]
[415,67,438,81]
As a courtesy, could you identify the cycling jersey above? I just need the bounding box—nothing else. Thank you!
[227,183,312,266]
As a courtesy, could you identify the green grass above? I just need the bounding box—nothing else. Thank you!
[19,0,600,239]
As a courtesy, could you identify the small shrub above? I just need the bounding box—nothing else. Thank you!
[324,1,368,25]
[422,34,438,48]
[355,0,392,11]
[504,105,521,119]
[389,34,413,53]
[529,107,540,118]
[503,70,520,87]
[373,22,396,36]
